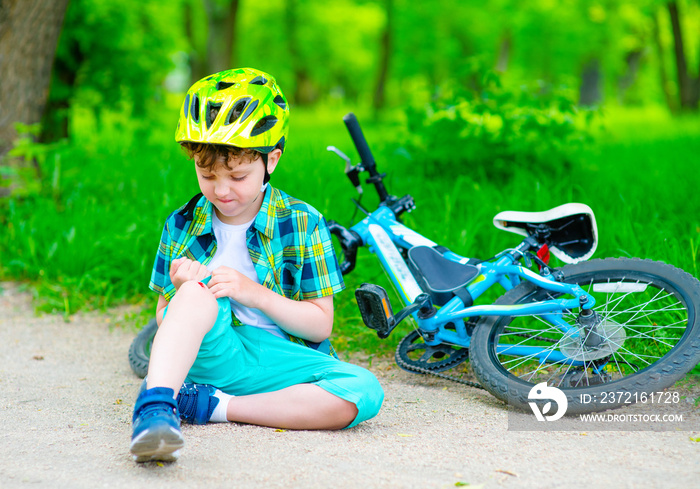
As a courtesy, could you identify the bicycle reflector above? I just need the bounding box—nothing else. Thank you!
[355,283,396,338]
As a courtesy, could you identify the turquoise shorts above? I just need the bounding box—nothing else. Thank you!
[179,298,384,429]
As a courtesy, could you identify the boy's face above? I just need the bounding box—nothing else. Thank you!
[195,149,280,225]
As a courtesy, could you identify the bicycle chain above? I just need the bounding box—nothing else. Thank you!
[394,341,485,390]
[392,330,557,390]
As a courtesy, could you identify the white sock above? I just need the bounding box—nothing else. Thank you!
[210,390,234,423]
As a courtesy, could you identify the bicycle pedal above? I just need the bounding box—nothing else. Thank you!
[355,283,396,338]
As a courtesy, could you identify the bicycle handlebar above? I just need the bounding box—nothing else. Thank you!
[343,113,376,170]
[342,113,390,203]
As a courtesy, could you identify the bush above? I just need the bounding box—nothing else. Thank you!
[401,65,599,180]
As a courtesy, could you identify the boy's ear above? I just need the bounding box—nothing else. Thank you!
[265,148,282,175]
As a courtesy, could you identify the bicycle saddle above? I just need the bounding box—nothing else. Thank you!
[407,246,479,306]
[493,203,598,263]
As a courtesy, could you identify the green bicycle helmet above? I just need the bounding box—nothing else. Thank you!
[175,67,289,154]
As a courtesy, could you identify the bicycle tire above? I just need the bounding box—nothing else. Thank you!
[128,318,158,378]
[469,258,700,414]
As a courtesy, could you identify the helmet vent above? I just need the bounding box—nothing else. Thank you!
[273,95,286,110]
[251,116,278,137]
[183,94,191,117]
[191,94,200,123]
[206,102,222,129]
[216,81,235,91]
[250,75,268,86]
[239,99,260,123]
[226,97,252,125]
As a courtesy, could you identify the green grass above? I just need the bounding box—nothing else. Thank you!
[1,102,700,361]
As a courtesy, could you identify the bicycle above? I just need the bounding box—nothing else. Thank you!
[324,113,700,414]
[129,113,700,415]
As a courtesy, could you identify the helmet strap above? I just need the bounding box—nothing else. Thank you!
[261,152,271,184]
[260,152,270,193]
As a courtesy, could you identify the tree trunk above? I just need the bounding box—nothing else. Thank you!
[667,0,698,110]
[202,0,240,75]
[0,0,69,197]
[652,9,677,113]
[184,0,205,83]
[0,0,69,162]
[495,30,512,73]
[286,0,316,105]
[579,58,602,107]
[223,0,240,70]
[617,50,642,103]
[372,0,393,115]
[39,33,84,144]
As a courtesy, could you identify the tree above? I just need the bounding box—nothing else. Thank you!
[652,7,677,111]
[38,0,180,144]
[185,0,241,84]
[667,0,699,110]
[285,0,316,105]
[580,59,603,107]
[0,0,69,165]
[204,0,240,73]
[184,0,205,82]
[372,0,393,114]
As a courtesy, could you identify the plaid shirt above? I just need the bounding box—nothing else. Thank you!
[149,186,345,353]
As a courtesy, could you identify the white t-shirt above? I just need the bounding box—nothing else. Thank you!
[207,212,287,339]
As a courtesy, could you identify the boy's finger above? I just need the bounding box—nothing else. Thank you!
[173,256,193,270]
[176,261,191,276]
[206,275,219,287]
[210,286,233,299]
[212,265,234,275]
[169,259,184,276]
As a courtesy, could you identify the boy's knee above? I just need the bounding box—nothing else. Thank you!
[362,369,384,414]
[177,280,215,300]
[172,280,219,320]
[345,365,384,425]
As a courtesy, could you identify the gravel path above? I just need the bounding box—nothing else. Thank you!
[1,282,699,488]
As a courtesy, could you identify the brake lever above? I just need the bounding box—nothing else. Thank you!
[327,145,363,194]
[326,146,351,166]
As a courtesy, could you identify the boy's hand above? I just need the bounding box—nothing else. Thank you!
[209,266,334,343]
[208,266,261,307]
[170,257,210,290]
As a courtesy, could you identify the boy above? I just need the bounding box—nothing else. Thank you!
[130,68,384,462]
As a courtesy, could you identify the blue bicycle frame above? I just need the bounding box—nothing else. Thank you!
[350,205,596,367]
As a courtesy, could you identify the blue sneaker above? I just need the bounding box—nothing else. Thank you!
[177,383,220,425]
[130,387,184,463]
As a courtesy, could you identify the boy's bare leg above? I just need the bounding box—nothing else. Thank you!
[146,280,219,393]
[226,384,359,430]
[144,280,358,430]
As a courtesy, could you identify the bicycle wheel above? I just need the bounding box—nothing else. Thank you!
[469,258,700,413]
[128,318,157,378]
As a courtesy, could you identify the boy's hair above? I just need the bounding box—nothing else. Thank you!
[180,142,260,171]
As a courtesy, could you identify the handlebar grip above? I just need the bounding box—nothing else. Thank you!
[343,113,376,169]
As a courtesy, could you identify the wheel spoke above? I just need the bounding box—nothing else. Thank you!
[474,260,700,405]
